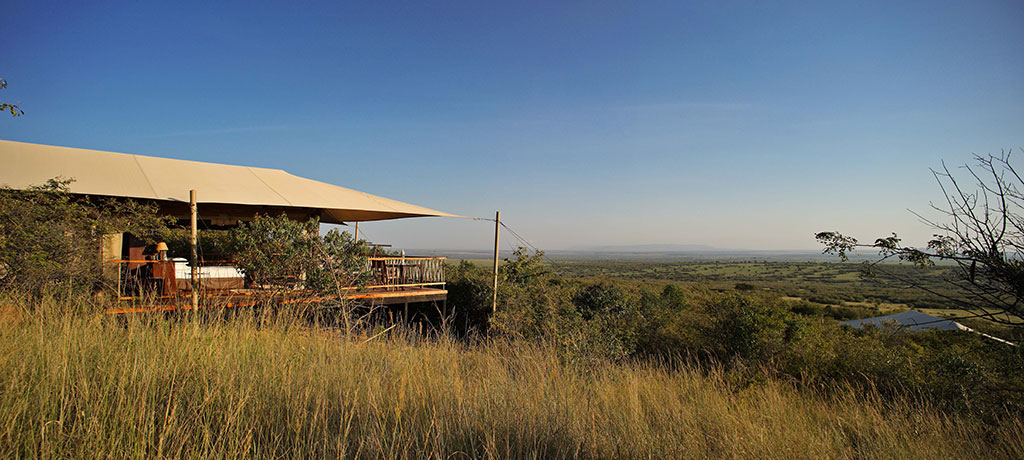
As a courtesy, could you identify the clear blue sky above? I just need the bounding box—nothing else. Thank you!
[2,1,1022,251]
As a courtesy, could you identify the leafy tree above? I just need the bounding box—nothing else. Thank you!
[704,295,805,362]
[573,283,630,320]
[230,215,317,289]
[229,214,370,292]
[818,152,1024,324]
[499,246,548,285]
[660,284,688,310]
[0,179,169,297]
[305,227,373,294]
[0,78,24,117]
[490,248,575,339]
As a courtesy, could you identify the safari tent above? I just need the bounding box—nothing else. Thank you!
[0,139,457,312]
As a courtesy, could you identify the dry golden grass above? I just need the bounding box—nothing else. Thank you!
[0,295,1021,459]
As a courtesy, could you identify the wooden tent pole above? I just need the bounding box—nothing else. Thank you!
[354,221,359,241]
[492,210,500,313]
[190,190,199,311]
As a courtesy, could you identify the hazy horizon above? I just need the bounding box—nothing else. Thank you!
[2,1,1022,252]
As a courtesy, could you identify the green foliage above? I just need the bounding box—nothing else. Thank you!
[230,214,318,288]
[703,295,806,363]
[572,283,630,320]
[500,247,548,285]
[159,227,235,260]
[445,260,494,333]
[229,214,370,292]
[783,323,1024,418]
[660,284,688,309]
[0,179,169,297]
[821,304,875,321]
[788,300,823,316]
[305,227,372,293]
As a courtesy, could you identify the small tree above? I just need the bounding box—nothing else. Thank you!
[0,179,169,297]
[818,151,1024,324]
[230,215,318,289]
[229,214,370,292]
[500,246,548,285]
[305,227,373,294]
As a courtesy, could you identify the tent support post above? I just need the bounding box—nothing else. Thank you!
[190,190,199,311]
[354,221,359,241]
[492,210,500,313]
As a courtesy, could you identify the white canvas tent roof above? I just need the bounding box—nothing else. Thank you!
[0,140,459,224]
[841,310,1015,346]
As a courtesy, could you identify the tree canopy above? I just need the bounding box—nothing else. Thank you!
[818,151,1024,324]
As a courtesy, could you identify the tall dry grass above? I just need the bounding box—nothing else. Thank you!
[0,294,1022,459]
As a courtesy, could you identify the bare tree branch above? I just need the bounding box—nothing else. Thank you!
[818,151,1024,323]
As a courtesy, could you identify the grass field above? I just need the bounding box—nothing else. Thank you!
[540,260,968,311]
[546,260,957,302]
[2,295,1023,459]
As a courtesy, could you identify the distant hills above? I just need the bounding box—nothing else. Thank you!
[405,244,865,262]
[569,243,720,252]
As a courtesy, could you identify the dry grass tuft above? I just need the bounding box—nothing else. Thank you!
[0,295,1021,459]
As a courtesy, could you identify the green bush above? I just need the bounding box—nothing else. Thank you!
[0,179,169,298]
[229,214,370,293]
[822,304,875,321]
[444,260,494,334]
[701,295,807,363]
[789,301,824,316]
[782,322,1024,418]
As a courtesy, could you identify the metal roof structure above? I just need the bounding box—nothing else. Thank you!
[840,310,967,332]
[841,309,1016,346]
[0,139,459,224]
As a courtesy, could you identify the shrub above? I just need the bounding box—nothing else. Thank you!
[0,179,169,298]
[445,260,494,333]
[229,214,370,293]
[789,301,823,316]
[702,295,807,363]
[572,283,631,320]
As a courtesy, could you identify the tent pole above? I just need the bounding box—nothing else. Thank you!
[190,190,199,311]
[354,221,359,241]
[492,210,500,313]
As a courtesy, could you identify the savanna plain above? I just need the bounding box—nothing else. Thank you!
[2,258,1023,459]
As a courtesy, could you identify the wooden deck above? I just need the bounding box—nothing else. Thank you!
[106,255,449,314]
[345,287,448,305]
[104,286,447,314]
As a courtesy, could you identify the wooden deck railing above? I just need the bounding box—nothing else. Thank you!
[363,256,446,288]
[107,255,448,298]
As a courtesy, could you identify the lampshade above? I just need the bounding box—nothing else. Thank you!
[155,242,169,252]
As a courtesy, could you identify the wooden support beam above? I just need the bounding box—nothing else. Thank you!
[190,190,199,311]
[492,210,500,313]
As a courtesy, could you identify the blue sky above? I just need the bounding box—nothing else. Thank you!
[2,1,1022,251]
